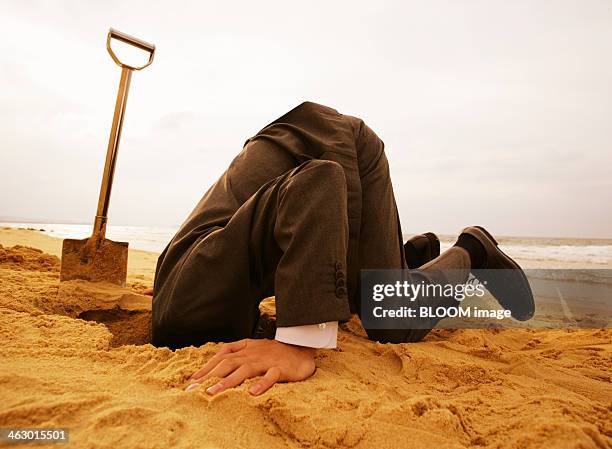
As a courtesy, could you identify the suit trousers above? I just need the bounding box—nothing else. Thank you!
[152,160,353,349]
[151,102,470,349]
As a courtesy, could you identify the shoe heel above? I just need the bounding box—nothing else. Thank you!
[423,232,440,258]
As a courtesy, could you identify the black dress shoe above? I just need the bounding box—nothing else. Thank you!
[461,226,535,321]
[404,232,440,268]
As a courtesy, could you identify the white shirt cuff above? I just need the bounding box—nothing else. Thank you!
[274,321,338,349]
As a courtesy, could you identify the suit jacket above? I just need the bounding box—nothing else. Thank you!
[154,101,405,335]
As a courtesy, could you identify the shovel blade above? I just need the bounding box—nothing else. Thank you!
[60,237,128,286]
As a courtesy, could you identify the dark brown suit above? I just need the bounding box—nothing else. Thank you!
[152,102,409,349]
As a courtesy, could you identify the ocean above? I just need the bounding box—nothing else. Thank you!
[2,222,612,268]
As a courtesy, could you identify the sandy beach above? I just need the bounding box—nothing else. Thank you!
[1,227,610,449]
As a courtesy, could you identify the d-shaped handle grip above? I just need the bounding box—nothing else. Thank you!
[106,28,155,70]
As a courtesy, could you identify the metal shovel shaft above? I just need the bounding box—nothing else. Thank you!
[93,66,133,243]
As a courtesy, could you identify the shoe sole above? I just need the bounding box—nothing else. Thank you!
[465,226,535,321]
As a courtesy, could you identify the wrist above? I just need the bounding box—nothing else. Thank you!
[297,346,316,357]
[279,340,316,357]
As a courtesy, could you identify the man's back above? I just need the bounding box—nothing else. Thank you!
[156,101,377,294]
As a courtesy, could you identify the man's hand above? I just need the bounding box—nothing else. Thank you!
[186,339,316,396]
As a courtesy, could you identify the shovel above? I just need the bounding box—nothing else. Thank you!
[60,28,155,287]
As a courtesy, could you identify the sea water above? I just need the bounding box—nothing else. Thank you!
[2,222,612,268]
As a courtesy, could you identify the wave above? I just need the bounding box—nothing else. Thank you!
[2,223,612,266]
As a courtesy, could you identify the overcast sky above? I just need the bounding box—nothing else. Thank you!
[1,0,611,238]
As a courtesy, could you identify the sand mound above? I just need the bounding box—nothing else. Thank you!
[0,243,60,272]
[0,242,152,347]
[0,232,611,449]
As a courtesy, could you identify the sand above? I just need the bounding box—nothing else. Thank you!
[0,228,610,449]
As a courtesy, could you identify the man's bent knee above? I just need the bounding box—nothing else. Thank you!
[287,159,346,190]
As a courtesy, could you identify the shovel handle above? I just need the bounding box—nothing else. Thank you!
[93,66,132,242]
[93,29,155,242]
[106,28,155,71]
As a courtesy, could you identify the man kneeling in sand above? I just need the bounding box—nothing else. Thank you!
[147,102,534,396]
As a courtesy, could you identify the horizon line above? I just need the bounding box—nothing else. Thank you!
[1,218,611,242]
